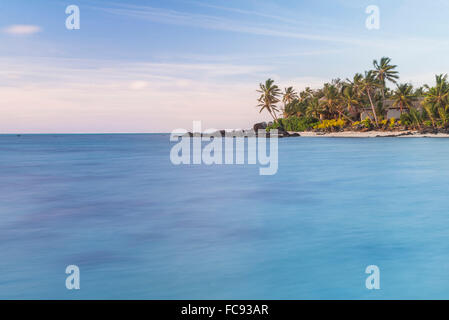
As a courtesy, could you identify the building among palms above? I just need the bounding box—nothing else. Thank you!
[360,97,424,120]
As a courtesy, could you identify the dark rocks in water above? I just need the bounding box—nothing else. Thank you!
[253,122,267,132]
[419,128,439,134]
[377,134,397,137]
[182,126,301,138]
[277,127,290,137]
[378,132,414,137]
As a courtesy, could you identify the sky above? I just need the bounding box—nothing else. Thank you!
[2,0,449,133]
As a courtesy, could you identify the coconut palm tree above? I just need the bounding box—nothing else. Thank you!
[284,99,307,118]
[423,74,449,127]
[347,73,364,96]
[282,87,298,117]
[409,107,423,129]
[300,87,314,101]
[391,83,416,114]
[282,87,298,106]
[320,84,341,119]
[341,85,361,120]
[257,79,281,121]
[360,71,381,126]
[438,107,449,127]
[306,97,322,119]
[373,57,399,99]
[422,102,437,127]
[424,74,449,110]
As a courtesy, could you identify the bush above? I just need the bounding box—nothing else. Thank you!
[400,113,412,126]
[267,116,319,132]
[423,120,433,127]
[313,119,346,131]
[389,118,396,129]
[361,118,373,129]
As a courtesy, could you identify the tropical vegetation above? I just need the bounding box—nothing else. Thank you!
[256,57,449,132]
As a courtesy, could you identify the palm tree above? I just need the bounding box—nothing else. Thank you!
[373,57,399,99]
[282,87,298,117]
[360,71,381,126]
[347,73,364,97]
[424,74,449,110]
[306,97,322,119]
[391,83,416,114]
[284,99,307,118]
[409,107,423,129]
[300,87,314,101]
[438,107,449,127]
[341,85,360,121]
[423,102,437,127]
[282,87,298,106]
[424,74,449,127]
[320,84,340,119]
[257,79,281,121]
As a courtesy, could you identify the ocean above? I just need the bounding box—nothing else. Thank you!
[1,134,449,299]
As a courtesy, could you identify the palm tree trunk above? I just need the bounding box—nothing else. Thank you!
[337,111,354,123]
[367,89,379,126]
[269,110,277,122]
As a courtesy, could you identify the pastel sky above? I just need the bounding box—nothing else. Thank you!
[2,0,449,133]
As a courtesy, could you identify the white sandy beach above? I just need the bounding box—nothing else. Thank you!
[291,131,449,138]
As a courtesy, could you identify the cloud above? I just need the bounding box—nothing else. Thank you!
[96,4,367,46]
[0,57,282,133]
[129,81,149,90]
[2,24,42,35]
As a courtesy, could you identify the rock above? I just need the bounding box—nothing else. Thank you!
[418,128,435,134]
[278,129,290,137]
[253,122,267,132]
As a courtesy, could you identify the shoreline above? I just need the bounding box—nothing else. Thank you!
[289,131,449,138]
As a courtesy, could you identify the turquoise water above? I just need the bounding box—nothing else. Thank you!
[1,134,449,299]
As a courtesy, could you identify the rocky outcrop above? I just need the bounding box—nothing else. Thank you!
[253,122,267,132]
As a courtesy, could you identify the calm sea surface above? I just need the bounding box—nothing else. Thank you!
[1,134,449,299]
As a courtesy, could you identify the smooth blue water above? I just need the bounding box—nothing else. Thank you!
[1,134,449,299]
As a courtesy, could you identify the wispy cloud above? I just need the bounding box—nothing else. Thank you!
[0,57,284,133]
[96,3,367,45]
[186,1,309,26]
[2,24,42,35]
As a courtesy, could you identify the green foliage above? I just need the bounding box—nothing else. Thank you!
[361,118,373,129]
[267,116,319,132]
[423,120,433,127]
[401,108,424,128]
[284,99,307,118]
[257,59,449,131]
[400,113,412,126]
